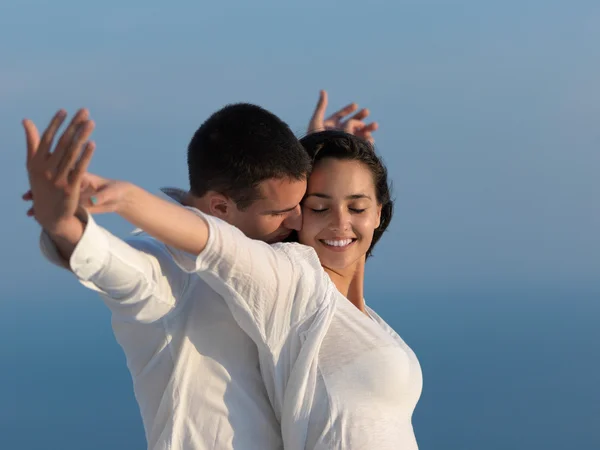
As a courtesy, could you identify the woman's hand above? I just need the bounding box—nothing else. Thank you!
[307,90,379,143]
[23,172,134,217]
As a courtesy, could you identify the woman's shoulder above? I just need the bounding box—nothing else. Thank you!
[273,242,322,266]
[273,242,336,307]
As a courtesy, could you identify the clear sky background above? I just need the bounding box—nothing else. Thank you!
[1,0,597,298]
[1,2,599,449]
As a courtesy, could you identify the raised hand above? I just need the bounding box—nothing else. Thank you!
[24,108,95,235]
[307,90,379,143]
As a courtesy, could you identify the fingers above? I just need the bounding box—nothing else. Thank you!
[339,108,372,130]
[361,133,375,144]
[350,108,370,122]
[23,120,40,165]
[79,172,105,203]
[361,122,378,133]
[342,119,379,143]
[84,186,112,214]
[23,120,40,166]
[314,90,328,119]
[343,119,366,134]
[22,170,103,204]
[22,192,36,216]
[54,121,95,184]
[36,110,67,162]
[326,102,358,123]
[48,109,90,172]
[70,141,96,188]
[356,122,378,143]
[80,172,105,186]
[357,122,378,137]
[308,90,328,132]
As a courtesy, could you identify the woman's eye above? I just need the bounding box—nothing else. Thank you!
[310,208,327,213]
[349,208,366,213]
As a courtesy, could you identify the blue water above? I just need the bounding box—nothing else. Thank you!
[2,289,599,449]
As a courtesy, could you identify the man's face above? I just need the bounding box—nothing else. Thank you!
[229,177,307,243]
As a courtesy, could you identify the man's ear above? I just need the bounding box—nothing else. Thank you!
[206,191,233,219]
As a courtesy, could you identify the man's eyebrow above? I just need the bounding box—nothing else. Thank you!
[265,204,299,214]
[304,193,372,200]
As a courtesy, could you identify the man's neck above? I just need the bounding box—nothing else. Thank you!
[181,192,210,213]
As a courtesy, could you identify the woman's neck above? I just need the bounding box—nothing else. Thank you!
[324,256,367,313]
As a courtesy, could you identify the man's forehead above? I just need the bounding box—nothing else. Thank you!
[255,177,307,209]
[259,177,307,195]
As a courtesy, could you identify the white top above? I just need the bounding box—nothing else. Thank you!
[39,200,283,450]
[168,208,423,450]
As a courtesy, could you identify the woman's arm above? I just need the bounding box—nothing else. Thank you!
[87,176,330,347]
[89,180,210,256]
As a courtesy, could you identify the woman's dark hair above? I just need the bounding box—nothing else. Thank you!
[299,130,394,258]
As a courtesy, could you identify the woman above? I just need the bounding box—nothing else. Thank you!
[90,131,423,449]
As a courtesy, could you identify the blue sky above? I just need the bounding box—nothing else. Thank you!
[1,0,599,299]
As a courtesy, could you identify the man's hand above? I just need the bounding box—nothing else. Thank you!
[307,90,379,143]
[24,108,95,241]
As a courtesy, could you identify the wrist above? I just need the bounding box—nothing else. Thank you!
[47,216,85,243]
[113,181,137,215]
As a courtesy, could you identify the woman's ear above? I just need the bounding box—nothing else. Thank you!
[375,203,382,229]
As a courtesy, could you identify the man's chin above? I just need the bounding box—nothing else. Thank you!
[267,231,294,244]
[282,231,299,243]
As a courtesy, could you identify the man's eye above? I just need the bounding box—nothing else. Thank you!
[310,208,327,213]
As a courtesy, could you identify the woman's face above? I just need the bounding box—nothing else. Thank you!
[299,158,381,272]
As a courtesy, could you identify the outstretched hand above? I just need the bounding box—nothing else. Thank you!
[23,172,133,217]
[308,90,379,143]
[24,109,95,234]
[23,108,134,222]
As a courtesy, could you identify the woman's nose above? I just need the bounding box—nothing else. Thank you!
[329,208,350,231]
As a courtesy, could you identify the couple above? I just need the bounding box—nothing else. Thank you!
[24,94,422,450]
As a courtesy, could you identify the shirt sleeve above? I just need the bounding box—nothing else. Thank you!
[40,210,191,323]
[165,208,333,349]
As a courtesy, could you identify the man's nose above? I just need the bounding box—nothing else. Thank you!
[283,205,303,231]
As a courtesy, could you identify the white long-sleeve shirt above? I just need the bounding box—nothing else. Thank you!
[39,194,283,450]
[167,209,423,450]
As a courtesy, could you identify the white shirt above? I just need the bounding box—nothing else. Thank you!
[168,209,423,450]
[39,193,283,450]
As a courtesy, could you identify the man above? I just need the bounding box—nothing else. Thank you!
[23,91,377,450]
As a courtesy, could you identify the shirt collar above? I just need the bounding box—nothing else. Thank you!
[160,186,188,205]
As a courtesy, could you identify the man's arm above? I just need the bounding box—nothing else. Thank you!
[25,109,187,322]
[46,216,84,261]
[40,211,189,323]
